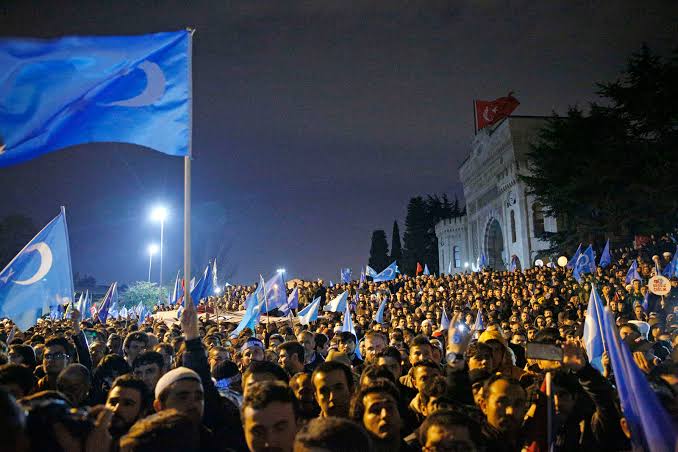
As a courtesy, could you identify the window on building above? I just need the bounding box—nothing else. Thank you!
[533,202,545,236]
[510,210,517,243]
[453,246,461,268]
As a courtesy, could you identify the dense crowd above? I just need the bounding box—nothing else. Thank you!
[0,234,677,451]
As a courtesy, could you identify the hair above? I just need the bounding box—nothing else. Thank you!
[241,381,299,421]
[377,346,402,362]
[532,328,562,344]
[466,342,494,359]
[0,363,34,396]
[418,410,478,447]
[132,351,165,371]
[363,330,387,343]
[154,342,173,356]
[409,335,432,350]
[294,416,372,452]
[119,409,200,452]
[482,374,525,401]
[312,361,354,394]
[243,360,290,385]
[360,364,395,384]
[314,333,329,350]
[350,378,400,422]
[277,341,305,363]
[44,336,73,358]
[420,375,448,406]
[110,374,152,412]
[124,332,149,351]
[94,354,131,379]
[337,331,357,344]
[10,344,37,369]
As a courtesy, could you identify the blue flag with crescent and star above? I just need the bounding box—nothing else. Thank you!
[0,31,190,167]
[0,210,74,330]
[372,261,398,282]
[566,243,582,270]
[573,244,596,283]
[341,268,352,284]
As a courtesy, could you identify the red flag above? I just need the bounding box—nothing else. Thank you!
[474,93,520,131]
[416,262,423,275]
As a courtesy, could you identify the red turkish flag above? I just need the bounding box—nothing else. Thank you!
[416,262,423,275]
[474,93,520,131]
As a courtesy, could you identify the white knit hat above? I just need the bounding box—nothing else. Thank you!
[154,366,201,399]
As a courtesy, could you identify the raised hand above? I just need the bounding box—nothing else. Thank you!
[180,295,199,340]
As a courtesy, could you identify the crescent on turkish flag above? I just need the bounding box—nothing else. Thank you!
[475,93,520,131]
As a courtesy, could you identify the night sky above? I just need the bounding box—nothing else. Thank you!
[1,1,676,286]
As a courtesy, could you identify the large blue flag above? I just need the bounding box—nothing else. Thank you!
[365,265,378,278]
[298,297,321,325]
[626,261,642,284]
[583,285,605,373]
[0,210,74,330]
[601,306,678,451]
[374,299,387,324]
[0,31,190,167]
[341,268,352,284]
[566,244,582,269]
[573,244,596,283]
[190,262,214,304]
[372,261,399,282]
[231,295,261,337]
[599,239,612,268]
[261,272,286,313]
[96,282,118,323]
[323,291,348,313]
[423,264,430,276]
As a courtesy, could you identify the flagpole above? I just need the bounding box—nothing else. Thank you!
[261,275,270,329]
[183,28,194,310]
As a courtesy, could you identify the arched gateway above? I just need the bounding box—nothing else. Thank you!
[484,219,505,270]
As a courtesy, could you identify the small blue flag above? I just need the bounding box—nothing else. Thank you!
[323,291,348,313]
[279,287,299,316]
[423,264,430,276]
[642,291,650,312]
[583,285,605,373]
[119,306,128,319]
[261,272,286,313]
[341,303,356,336]
[190,261,215,304]
[374,299,387,324]
[440,308,450,330]
[169,271,182,306]
[567,244,582,270]
[509,255,517,272]
[359,271,366,285]
[372,261,399,282]
[573,244,596,283]
[365,265,378,278]
[341,268,352,284]
[662,246,678,278]
[298,297,321,325]
[479,253,487,268]
[599,239,612,268]
[447,260,452,274]
[0,31,191,167]
[0,210,74,330]
[96,282,118,323]
[231,295,262,337]
[472,310,485,331]
[601,306,678,451]
[626,261,642,284]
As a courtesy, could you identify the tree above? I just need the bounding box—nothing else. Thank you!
[0,215,37,270]
[122,281,168,310]
[523,45,678,253]
[390,220,402,266]
[402,197,429,275]
[368,230,390,272]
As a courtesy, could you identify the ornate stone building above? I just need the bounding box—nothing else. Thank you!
[435,116,557,274]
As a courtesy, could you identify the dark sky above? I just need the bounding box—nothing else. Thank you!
[1,1,676,286]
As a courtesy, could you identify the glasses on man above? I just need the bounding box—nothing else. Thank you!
[44,352,69,361]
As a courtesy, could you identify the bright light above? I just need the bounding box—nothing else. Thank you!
[464,262,469,268]
[276,268,286,274]
[214,287,222,294]
[150,206,169,222]
[148,244,159,256]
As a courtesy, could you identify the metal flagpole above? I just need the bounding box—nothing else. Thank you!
[184,28,194,310]
[261,274,270,329]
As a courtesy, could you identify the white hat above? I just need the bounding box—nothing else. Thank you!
[155,366,201,399]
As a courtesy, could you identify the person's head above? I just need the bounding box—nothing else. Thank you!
[314,333,330,358]
[9,344,36,369]
[43,336,72,375]
[619,323,641,342]
[278,342,306,375]
[289,372,315,406]
[0,363,34,399]
[123,332,149,363]
[293,417,371,452]
[241,381,299,452]
[550,371,580,419]
[419,410,479,452]
[376,346,402,379]
[297,331,316,357]
[359,364,395,388]
[363,331,387,364]
[207,346,230,373]
[119,409,200,452]
[337,332,357,356]
[56,364,90,406]
[153,343,174,372]
[312,361,354,418]
[106,374,152,437]
[241,338,266,368]
[89,342,108,368]
[408,335,433,366]
[107,333,123,354]
[420,375,450,417]
[412,360,442,394]
[153,367,204,421]
[350,379,401,442]
[94,354,131,395]
[467,342,494,372]
[132,351,165,393]
[480,375,527,435]
[243,360,290,398]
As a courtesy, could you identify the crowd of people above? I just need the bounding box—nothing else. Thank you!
[0,234,677,451]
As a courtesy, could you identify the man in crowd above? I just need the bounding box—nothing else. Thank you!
[312,361,354,418]
[241,381,298,452]
[277,341,306,376]
[132,350,166,393]
[106,374,152,440]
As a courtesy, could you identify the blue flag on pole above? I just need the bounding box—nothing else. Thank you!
[372,261,398,282]
[662,246,678,278]
[298,297,321,325]
[261,272,286,313]
[323,291,348,313]
[440,308,450,330]
[119,306,128,319]
[279,287,299,316]
[374,299,387,324]
[447,260,452,274]
[341,303,356,336]
[423,264,430,276]
[599,239,612,268]
[626,261,642,284]
[96,282,118,323]
[0,31,191,167]
[341,268,352,284]
[567,244,582,270]
[0,210,74,330]
[365,265,378,278]
[472,310,485,331]
[190,262,215,305]
[479,253,488,269]
[583,285,605,373]
[573,244,596,282]
[231,295,262,337]
[600,306,678,451]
